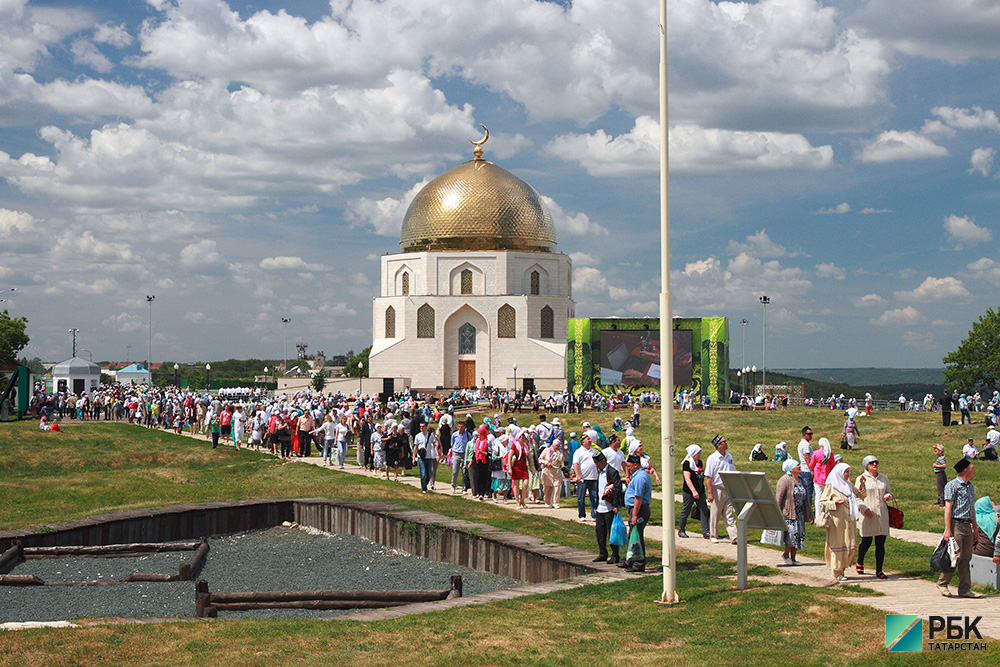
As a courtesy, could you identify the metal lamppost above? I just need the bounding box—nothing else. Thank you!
[174,363,179,387]
[69,328,80,357]
[206,363,211,391]
[751,365,757,396]
[281,317,291,374]
[358,361,364,394]
[81,349,93,363]
[740,318,748,373]
[759,296,769,394]
[146,295,155,372]
[736,369,742,395]
[513,363,517,391]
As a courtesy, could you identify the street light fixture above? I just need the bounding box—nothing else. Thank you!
[358,361,364,394]
[146,295,155,371]
[206,363,212,391]
[740,319,748,372]
[759,296,769,394]
[281,318,291,374]
[174,363,180,387]
[69,328,80,357]
[513,363,517,392]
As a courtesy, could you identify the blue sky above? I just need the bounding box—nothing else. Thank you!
[2,0,999,370]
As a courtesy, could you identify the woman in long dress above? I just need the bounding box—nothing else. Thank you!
[776,458,812,565]
[539,441,565,508]
[820,462,859,581]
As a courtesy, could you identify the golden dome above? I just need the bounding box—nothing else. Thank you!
[400,151,556,253]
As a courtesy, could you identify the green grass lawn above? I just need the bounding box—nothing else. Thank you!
[1,411,997,665]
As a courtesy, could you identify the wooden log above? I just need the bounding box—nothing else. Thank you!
[208,588,451,604]
[0,574,43,586]
[195,579,210,618]
[23,541,201,558]
[211,599,415,611]
[122,573,180,582]
[0,540,23,574]
[180,539,209,580]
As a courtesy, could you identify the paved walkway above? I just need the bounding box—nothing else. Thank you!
[280,449,1000,639]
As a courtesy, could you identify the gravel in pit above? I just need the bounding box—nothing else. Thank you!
[0,526,523,623]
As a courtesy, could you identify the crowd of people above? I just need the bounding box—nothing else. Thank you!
[23,377,1000,589]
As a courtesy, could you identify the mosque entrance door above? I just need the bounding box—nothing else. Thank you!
[458,360,476,388]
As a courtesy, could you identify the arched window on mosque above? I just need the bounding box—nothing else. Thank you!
[461,269,473,295]
[384,306,396,339]
[401,271,410,296]
[540,305,554,339]
[459,323,476,354]
[417,304,435,338]
[530,270,540,295]
[498,304,516,338]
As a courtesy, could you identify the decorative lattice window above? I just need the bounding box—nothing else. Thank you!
[384,306,396,338]
[417,304,435,338]
[459,323,476,354]
[401,272,410,296]
[461,269,473,295]
[530,270,540,295]
[540,305,554,339]
[498,304,516,338]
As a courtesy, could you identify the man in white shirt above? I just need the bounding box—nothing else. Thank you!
[984,425,1000,460]
[704,434,738,544]
[963,438,979,460]
[796,426,815,509]
[572,431,600,521]
[602,434,626,473]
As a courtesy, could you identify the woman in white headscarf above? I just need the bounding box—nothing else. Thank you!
[819,462,859,581]
[771,441,787,462]
[678,445,709,539]
[808,436,837,520]
[855,454,892,578]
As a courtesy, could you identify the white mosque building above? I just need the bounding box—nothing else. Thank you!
[368,132,573,391]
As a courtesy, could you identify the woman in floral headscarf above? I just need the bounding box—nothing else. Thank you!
[820,462,859,581]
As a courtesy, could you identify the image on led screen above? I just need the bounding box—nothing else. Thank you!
[599,329,692,387]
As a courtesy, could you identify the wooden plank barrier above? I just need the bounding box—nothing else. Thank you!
[0,540,23,574]
[22,541,201,558]
[195,575,462,618]
[178,538,209,581]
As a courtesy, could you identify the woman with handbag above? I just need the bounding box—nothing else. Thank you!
[854,455,892,578]
[776,458,812,565]
[819,462,859,581]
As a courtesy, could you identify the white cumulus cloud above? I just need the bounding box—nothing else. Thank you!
[872,306,924,326]
[944,214,992,248]
[969,148,995,177]
[812,203,851,215]
[856,130,948,163]
[815,262,846,280]
[895,276,972,301]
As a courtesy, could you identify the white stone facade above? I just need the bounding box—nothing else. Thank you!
[369,250,573,389]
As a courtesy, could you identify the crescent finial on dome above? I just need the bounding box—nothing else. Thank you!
[470,124,489,159]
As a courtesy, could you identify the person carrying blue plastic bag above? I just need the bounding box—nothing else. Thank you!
[592,449,624,564]
[619,453,652,573]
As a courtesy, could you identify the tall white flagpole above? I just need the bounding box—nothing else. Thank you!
[659,0,679,605]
